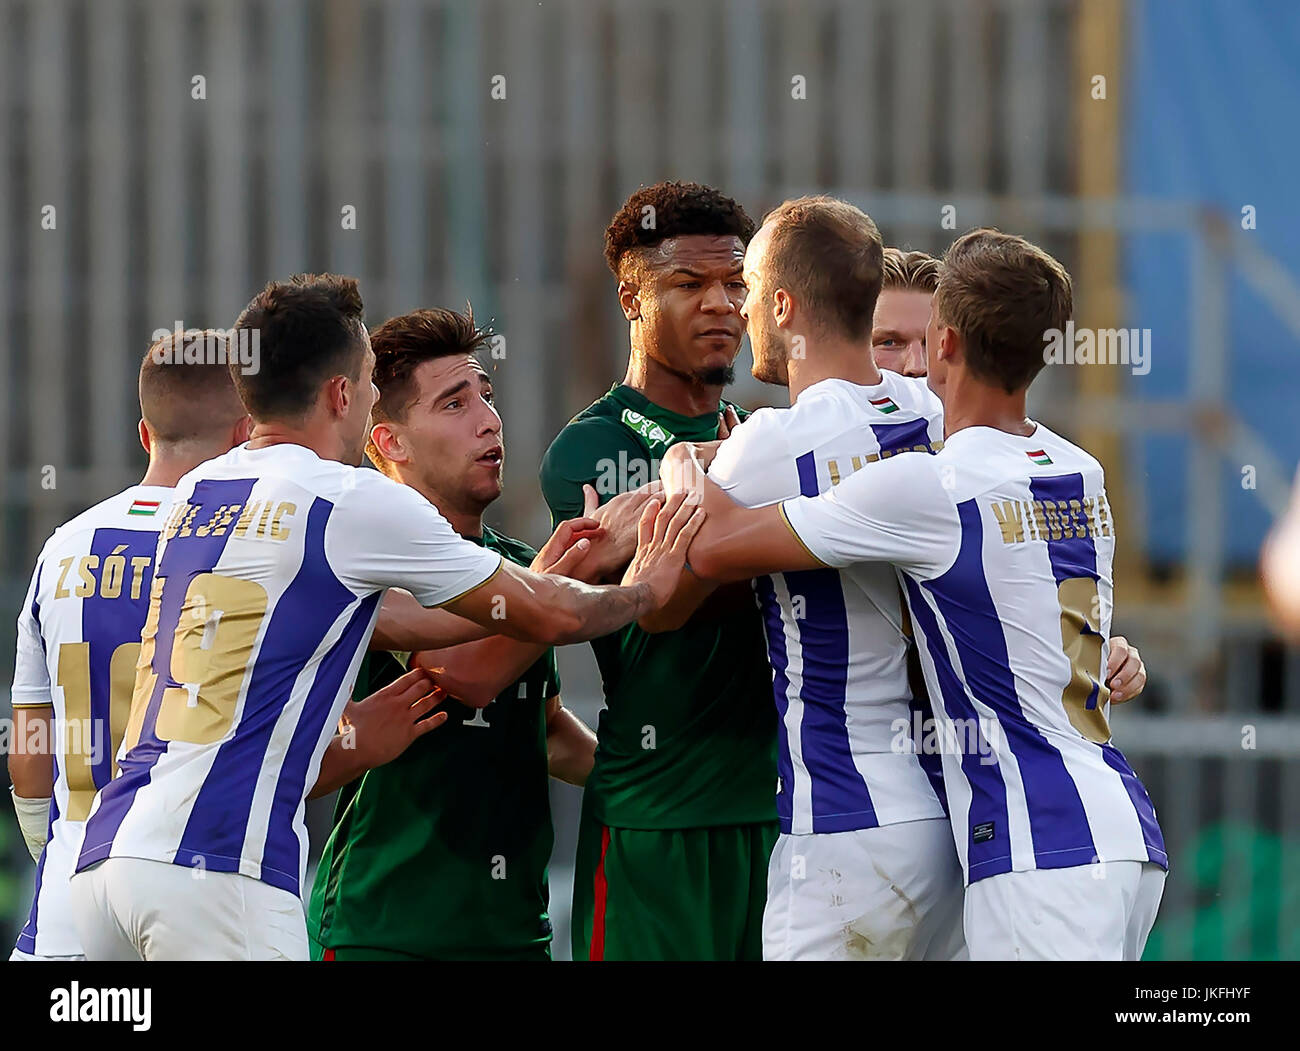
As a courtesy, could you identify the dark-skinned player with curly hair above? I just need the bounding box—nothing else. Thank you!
[540,182,777,960]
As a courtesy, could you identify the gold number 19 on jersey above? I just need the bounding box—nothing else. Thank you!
[123,572,269,749]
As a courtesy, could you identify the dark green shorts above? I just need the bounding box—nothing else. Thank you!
[570,797,778,961]
[310,935,550,962]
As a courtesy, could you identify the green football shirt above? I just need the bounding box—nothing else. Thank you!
[539,383,777,830]
[308,527,560,959]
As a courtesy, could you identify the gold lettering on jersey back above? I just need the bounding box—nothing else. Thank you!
[270,501,296,540]
[991,501,1026,544]
[233,501,259,537]
[54,556,75,599]
[827,459,842,485]
[74,556,99,597]
[990,493,1114,546]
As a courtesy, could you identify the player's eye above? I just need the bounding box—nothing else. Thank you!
[727,281,747,290]
[445,399,461,410]
[483,389,495,404]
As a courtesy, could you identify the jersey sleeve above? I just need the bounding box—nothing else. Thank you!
[10,559,52,708]
[707,407,800,508]
[780,452,955,576]
[330,471,503,607]
[539,417,642,524]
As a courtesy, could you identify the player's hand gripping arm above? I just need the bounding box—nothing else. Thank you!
[658,442,822,583]
[309,667,448,799]
[442,492,706,646]
[369,513,603,652]
[407,525,606,708]
[1105,635,1146,703]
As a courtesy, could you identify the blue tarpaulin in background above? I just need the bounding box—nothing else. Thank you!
[1125,0,1300,567]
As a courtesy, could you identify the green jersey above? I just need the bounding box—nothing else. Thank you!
[539,383,776,830]
[308,527,560,959]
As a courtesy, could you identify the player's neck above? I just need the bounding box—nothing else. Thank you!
[623,350,723,418]
[396,470,485,539]
[140,450,218,488]
[940,370,1034,439]
[786,342,882,405]
[246,421,347,463]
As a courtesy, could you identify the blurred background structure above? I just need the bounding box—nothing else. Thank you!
[1,0,1297,959]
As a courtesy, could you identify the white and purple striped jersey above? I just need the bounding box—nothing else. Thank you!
[75,443,503,898]
[11,484,174,956]
[782,421,1167,884]
[708,373,948,835]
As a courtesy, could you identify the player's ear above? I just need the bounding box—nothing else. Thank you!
[138,419,152,456]
[617,279,642,322]
[772,288,793,329]
[937,324,960,364]
[370,421,408,467]
[233,414,253,445]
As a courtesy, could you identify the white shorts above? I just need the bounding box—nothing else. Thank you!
[70,857,309,961]
[964,861,1166,961]
[9,949,85,961]
[763,817,966,961]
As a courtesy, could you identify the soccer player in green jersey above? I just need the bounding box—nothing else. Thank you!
[540,181,778,960]
[309,308,652,960]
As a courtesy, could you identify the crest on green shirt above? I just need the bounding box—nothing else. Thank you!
[620,408,676,450]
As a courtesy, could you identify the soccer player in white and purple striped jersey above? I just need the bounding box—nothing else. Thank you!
[8,334,251,960]
[665,227,1166,961]
[67,275,704,961]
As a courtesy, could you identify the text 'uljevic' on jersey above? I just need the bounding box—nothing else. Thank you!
[10,485,174,957]
[708,373,950,836]
[780,418,1167,885]
[74,444,504,897]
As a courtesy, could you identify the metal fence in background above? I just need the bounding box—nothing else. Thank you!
[0,0,1294,959]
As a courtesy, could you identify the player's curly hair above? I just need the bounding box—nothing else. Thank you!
[603,181,755,277]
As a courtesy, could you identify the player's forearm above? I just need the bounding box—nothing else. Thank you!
[309,736,370,799]
[373,589,491,651]
[8,707,54,798]
[417,635,547,709]
[461,569,657,646]
[546,701,596,787]
[527,576,657,646]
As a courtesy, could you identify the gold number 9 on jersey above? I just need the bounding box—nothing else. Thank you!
[1057,575,1111,744]
[123,572,269,749]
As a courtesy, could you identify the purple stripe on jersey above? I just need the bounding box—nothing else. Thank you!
[175,496,357,880]
[755,573,797,834]
[1029,474,1097,585]
[904,576,1011,880]
[259,591,381,893]
[786,566,878,832]
[781,452,877,832]
[85,528,160,790]
[923,499,1098,874]
[908,686,949,817]
[1030,474,1104,710]
[15,755,58,954]
[870,415,932,456]
[795,451,818,497]
[1100,743,1168,869]
[30,562,43,642]
[15,840,47,954]
[78,479,255,872]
